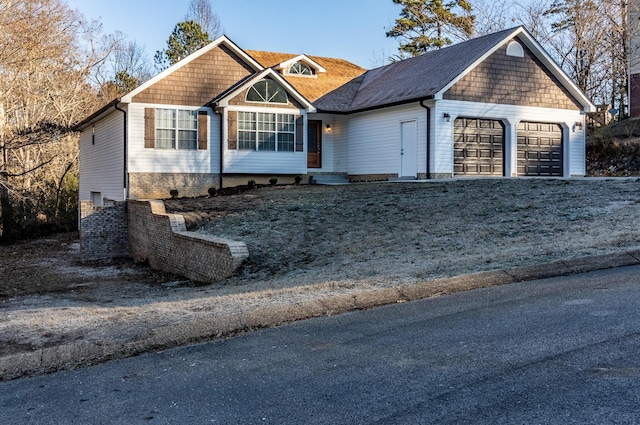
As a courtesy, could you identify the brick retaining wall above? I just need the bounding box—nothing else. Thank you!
[127,200,249,282]
[79,201,129,261]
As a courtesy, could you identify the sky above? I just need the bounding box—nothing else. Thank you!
[65,0,404,69]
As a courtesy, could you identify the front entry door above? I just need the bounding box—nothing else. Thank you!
[400,120,417,178]
[307,120,322,168]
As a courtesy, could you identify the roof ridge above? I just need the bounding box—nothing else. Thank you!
[245,49,363,64]
[314,26,525,113]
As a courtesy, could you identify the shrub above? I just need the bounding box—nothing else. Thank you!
[248,180,256,189]
[294,175,302,185]
[587,126,615,156]
[169,189,179,198]
[269,177,278,186]
[208,187,217,197]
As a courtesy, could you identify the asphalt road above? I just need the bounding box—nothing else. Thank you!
[2,265,640,424]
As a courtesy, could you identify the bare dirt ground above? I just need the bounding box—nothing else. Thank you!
[2,178,640,364]
[169,178,640,288]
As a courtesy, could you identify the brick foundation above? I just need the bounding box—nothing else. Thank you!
[348,173,450,181]
[129,173,220,199]
[127,200,248,282]
[347,174,396,182]
[430,173,453,179]
[79,201,129,261]
[221,174,303,188]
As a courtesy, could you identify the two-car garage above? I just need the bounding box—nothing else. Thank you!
[453,117,564,177]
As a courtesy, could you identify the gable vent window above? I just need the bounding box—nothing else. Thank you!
[246,80,288,104]
[506,40,524,57]
[288,61,314,76]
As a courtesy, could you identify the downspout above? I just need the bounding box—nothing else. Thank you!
[217,107,224,190]
[420,100,431,179]
[114,102,128,199]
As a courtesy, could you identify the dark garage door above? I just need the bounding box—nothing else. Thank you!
[517,122,563,176]
[454,118,505,176]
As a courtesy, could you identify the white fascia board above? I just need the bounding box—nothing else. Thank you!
[216,68,316,112]
[277,54,326,73]
[74,99,122,131]
[515,29,596,113]
[434,27,596,113]
[432,29,521,101]
[121,35,264,103]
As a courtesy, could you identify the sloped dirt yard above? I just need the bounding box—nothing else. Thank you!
[2,178,640,365]
[167,178,640,290]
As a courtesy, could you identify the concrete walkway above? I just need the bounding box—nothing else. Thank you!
[2,249,640,380]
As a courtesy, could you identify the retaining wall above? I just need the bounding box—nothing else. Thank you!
[79,201,129,261]
[127,200,249,282]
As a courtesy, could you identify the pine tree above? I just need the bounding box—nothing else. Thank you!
[154,20,211,70]
[386,0,475,56]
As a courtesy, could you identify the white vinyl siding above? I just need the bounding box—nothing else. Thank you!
[128,103,220,174]
[434,100,585,177]
[307,113,349,173]
[224,107,306,174]
[337,100,584,178]
[78,110,126,202]
[346,104,427,177]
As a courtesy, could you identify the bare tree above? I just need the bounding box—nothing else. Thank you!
[473,0,516,36]
[512,0,555,42]
[186,0,222,39]
[112,39,154,84]
[605,0,633,118]
[0,0,115,241]
[94,35,153,102]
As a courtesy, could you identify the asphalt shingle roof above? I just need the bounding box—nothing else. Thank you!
[315,27,521,113]
[245,51,367,102]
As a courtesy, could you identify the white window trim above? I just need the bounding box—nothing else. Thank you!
[277,54,326,74]
[150,103,202,152]
[284,61,318,79]
[237,111,296,152]
[245,80,289,105]
[506,41,524,58]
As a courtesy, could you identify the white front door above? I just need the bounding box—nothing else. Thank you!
[400,120,417,178]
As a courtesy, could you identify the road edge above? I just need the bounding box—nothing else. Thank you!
[3,250,640,380]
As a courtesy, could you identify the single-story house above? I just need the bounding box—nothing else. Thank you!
[75,26,595,204]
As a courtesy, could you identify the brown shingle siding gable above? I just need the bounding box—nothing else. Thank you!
[444,40,582,110]
[132,45,255,106]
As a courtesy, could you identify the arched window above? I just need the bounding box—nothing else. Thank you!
[506,41,524,58]
[288,61,314,75]
[246,80,288,104]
